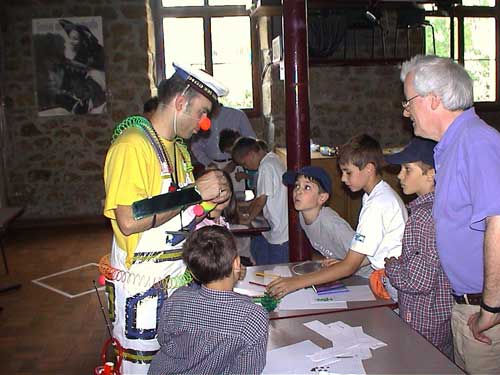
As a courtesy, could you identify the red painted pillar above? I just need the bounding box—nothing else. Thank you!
[283,0,312,262]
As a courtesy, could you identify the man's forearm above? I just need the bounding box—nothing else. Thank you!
[295,260,357,290]
[116,205,180,236]
[248,195,266,220]
[483,215,500,307]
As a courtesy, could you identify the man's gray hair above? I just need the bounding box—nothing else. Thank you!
[400,55,474,111]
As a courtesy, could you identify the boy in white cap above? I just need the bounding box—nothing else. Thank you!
[103,63,230,374]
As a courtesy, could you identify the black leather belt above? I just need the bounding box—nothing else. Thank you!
[452,293,482,305]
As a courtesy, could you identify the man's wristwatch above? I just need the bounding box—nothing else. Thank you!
[480,300,500,314]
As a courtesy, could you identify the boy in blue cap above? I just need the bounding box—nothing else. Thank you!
[384,137,453,358]
[282,166,372,278]
[268,135,407,299]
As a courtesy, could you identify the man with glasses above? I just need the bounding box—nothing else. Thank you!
[103,63,230,374]
[400,55,500,374]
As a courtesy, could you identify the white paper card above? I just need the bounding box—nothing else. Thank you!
[328,285,376,302]
[279,289,347,310]
[262,340,322,374]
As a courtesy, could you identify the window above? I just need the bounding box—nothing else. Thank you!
[153,0,259,115]
[424,1,499,107]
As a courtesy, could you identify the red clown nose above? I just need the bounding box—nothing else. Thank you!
[199,116,211,131]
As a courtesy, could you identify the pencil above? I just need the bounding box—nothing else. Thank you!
[255,272,280,278]
[249,281,267,287]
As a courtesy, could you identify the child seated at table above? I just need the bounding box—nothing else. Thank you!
[282,165,372,278]
[384,137,453,358]
[267,134,407,299]
[148,225,269,375]
[219,128,258,194]
[196,169,237,228]
[232,137,289,265]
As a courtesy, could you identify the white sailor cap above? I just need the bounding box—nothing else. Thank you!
[172,62,229,103]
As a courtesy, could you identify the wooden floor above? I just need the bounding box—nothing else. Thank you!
[0,224,112,375]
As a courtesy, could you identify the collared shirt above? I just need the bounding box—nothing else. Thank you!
[257,152,289,244]
[433,108,500,295]
[149,284,269,375]
[385,192,453,355]
[351,180,408,269]
[190,107,256,167]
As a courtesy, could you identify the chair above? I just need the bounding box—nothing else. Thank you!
[394,7,436,58]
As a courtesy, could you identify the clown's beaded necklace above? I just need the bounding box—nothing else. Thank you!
[112,115,193,190]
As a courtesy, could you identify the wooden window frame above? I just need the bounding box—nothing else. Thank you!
[151,0,261,118]
[425,2,500,110]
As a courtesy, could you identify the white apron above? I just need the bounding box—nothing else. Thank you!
[106,178,196,374]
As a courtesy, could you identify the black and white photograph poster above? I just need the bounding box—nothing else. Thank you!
[32,16,106,117]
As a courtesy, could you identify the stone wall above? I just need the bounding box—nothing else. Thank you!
[259,10,500,149]
[267,63,414,148]
[2,0,153,220]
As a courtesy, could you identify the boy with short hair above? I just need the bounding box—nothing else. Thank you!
[149,226,268,375]
[267,134,407,298]
[218,128,241,155]
[384,137,453,358]
[282,166,372,278]
[232,137,289,265]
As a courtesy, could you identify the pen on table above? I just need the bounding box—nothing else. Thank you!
[255,272,280,278]
[249,281,267,287]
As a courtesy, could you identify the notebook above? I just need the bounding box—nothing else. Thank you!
[312,281,348,295]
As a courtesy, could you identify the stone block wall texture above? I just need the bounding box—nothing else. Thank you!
[3,0,154,220]
[269,64,415,148]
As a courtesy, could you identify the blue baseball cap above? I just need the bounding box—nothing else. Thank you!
[385,137,437,168]
[282,166,332,195]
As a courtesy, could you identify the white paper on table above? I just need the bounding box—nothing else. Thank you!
[327,322,386,349]
[234,266,269,297]
[304,320,337,342]
[305,321,379,363]
[234,279,266,297]
[326,285,376,302]
[279,289,348,310]
[352,326,387,349]
[262,340,322,374]
[327,357,366,375]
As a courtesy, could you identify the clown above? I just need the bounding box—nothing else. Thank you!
[103,63,229,374]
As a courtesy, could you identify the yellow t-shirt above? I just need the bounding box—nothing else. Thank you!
[103,126,194,267]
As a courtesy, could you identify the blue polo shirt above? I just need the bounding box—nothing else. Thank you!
[433,108,500,295]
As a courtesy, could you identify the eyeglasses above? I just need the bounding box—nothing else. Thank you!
[401,94,420,110]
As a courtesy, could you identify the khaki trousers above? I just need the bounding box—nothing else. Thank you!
[452,303,500,374]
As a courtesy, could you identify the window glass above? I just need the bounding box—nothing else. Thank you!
[462,0,495,6]
[209,0,251,5]
[162,0,204,6]
[212,16,253,108]
[163,18,205,77]
[464,17,496,101]
[425,17,451,57]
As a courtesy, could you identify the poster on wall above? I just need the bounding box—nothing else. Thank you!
[32,16,106,117]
